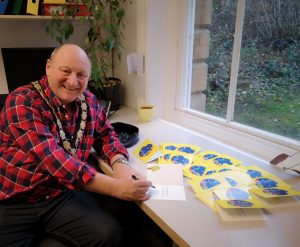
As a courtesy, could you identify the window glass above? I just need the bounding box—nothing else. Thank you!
[189,0,300,141]
[190,0,237,118]
[234,0,300,141]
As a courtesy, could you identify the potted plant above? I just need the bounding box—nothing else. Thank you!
[45,0,130,111]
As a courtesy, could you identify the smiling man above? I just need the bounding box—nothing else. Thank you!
[46,45,91,104]
[0,44,157,247]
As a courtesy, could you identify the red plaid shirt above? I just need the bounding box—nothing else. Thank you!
[0,76,128,202]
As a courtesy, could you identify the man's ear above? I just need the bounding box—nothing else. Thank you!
[45,59,51,75]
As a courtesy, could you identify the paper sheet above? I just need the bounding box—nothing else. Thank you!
[147,164,186,201]
[127,52,144,74]
[148,185,186,200]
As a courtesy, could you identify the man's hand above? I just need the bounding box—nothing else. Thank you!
[111,162,152,201]
[84,160,153,201]
[111,177,152,201]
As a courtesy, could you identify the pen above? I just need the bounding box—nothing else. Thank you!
[132,175,156,188]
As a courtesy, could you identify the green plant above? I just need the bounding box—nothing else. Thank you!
[45,0,130,91]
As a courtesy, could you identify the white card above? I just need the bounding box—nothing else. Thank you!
[147,164,186,201]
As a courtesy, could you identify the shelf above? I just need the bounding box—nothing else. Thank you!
[0,15,52,20]
[0,15,83,20]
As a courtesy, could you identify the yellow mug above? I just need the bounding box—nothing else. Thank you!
[138,105,155,122]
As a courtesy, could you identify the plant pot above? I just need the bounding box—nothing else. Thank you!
[88,77,121,111]
[103,77,121,111]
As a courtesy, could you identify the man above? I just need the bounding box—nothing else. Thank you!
[0,44,155,246]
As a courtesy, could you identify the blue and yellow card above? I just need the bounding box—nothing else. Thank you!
[165,152,195,167]
[216,198,267,209]
[213,186,251,200]
[184,164,245,179]
[158,152,173,164]
[158,143,200,167]
[208,154,243,167]
[161,143,201,156]
[133,139,162,163]
[245,165,276,179]
[189,170,251,193]
[250,187,300,198]
[192,150,222,164]
[251,175,292,189]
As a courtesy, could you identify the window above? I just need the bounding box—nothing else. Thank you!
[159,0,300,160]
[182,0,300,143]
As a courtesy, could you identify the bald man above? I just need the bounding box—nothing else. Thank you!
[0,44,159,247]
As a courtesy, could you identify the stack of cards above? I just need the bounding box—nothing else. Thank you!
[134,139,201,168]
[189,163,300,221]
[133,139,300,221]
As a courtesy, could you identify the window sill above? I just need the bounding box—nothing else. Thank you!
[164,108,300,164]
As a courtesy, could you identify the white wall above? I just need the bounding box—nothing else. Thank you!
[0,19,87,94]
[144,0,168,118]
[114,0,139,109]
[115,0,168,118]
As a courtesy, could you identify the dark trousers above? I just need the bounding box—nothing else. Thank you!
[0,191,172,247]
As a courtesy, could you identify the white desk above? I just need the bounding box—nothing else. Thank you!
[98,107,300,247]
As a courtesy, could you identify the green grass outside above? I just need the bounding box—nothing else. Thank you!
[204,40,300,141]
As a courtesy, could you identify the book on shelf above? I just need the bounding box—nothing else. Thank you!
[2,0,26,15]
[11,0,24,15]
[0,0,10,15]
[43,0,66,4]
[26,0,40,16]
[41,3,90,16]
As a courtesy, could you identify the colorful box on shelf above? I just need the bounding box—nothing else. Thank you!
[27,0,40,16]
[0,0,10,15]
[41,3,90,16]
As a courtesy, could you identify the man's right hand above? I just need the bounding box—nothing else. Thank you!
[83,172,152,201]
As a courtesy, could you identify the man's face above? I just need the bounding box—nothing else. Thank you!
[46,45,91,104]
